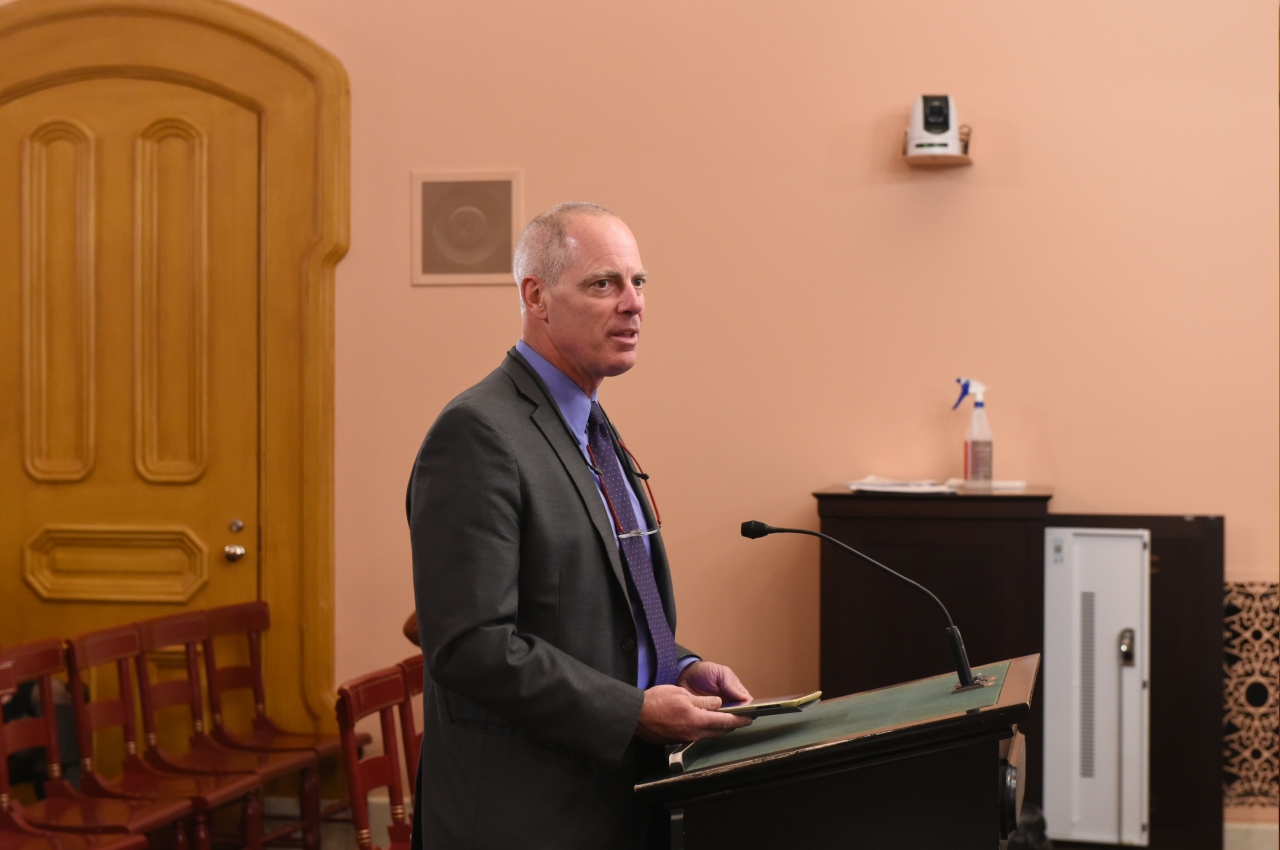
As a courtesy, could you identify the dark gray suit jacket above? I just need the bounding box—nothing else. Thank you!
[407,349,690,849]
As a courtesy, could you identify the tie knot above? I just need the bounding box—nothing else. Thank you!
[588,402,607,434]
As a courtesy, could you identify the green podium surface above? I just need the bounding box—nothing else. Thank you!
[638,655,1039,850]
[675,660,1010,774]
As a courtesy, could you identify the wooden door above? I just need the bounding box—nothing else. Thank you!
[0,79,260,641]
[0,0,348,733]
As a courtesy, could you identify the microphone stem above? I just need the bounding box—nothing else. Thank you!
[775,526,977,689]
[777,527,952,627]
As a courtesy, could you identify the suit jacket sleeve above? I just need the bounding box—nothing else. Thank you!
[408,400,645,769]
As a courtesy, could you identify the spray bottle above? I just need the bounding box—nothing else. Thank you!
[952,378,992,485]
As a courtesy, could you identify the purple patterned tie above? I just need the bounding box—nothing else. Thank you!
[587,403,680,687]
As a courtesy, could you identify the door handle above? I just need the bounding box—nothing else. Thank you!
[1118,628,1135,666]
[224,544,247,563]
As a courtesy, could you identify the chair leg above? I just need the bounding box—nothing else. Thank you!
[243,791,263,850]
[301,767,321,850]
[173,819,190,850]
[193,812,211,850]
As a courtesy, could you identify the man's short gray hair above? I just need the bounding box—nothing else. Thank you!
[513,201,616,289]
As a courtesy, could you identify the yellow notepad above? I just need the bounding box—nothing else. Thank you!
[716,691,822,717]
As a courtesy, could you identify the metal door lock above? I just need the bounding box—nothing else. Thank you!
[224,544,247,562]
[1118,628,1136,666]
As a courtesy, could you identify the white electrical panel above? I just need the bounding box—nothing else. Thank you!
[1043,528,1150,846]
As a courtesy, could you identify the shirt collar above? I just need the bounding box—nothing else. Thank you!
[515,339,596,448]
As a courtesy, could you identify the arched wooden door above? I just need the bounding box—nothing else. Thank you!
[0,0,347,732]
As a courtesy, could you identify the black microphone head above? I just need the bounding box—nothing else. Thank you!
[741,521,772,539]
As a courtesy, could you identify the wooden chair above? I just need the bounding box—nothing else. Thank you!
[132,612,319,850]
[0,659,149,850]
[0,640,191,847]
[65,624,264,850]
[335,669,410,850]
[202,602,363,822]
[393,656,422,796]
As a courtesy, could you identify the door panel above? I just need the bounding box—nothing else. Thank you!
[0,0,348,734]
[0,77,259,641]
[20,119,94,482]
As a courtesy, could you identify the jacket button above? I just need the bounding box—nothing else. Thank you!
[620,638,637,652]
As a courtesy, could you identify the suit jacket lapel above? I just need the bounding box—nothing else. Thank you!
[501,350,633,608]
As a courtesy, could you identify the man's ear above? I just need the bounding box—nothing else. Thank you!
[521,275,550,320]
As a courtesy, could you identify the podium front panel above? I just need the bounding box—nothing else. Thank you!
[638,656,1039,850]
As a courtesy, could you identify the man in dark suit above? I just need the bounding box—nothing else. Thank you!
[407,202,752,849]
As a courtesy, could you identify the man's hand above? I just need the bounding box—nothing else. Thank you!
[676,660,752,705]
[634,685,752,745]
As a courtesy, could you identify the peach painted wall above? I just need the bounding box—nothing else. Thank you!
[33,0,1280,698]
[261,0,1277,697]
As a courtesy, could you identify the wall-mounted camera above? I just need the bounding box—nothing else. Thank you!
[903,95,972,167]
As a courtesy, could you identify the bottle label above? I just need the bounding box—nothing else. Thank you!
[965,440,993,481]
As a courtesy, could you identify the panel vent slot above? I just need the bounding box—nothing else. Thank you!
[1079,591,1096,778]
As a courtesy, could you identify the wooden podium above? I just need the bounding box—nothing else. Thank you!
[636,655,1040,850]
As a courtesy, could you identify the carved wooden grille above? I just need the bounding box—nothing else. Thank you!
[1224,582,1278,806]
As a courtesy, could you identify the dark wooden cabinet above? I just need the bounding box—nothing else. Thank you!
[814,488,1224,850]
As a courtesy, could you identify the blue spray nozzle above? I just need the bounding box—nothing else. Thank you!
[952,377,988,410]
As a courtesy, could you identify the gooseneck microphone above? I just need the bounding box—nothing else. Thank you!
[741,520,989,692]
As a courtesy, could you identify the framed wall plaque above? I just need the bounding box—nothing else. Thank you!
[411,170,522,285]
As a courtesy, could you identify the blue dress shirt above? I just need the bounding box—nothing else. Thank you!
[515,340,695,689]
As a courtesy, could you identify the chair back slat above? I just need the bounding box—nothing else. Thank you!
[0,640,65,681]
[357,754,395,792]
[337,667,409,850]
[136,611,208,652]
[399,655,424,697]
[213,665,257,693]
[203,603,269,722]
[67,628,145,772]
[205,601,270,636]
[0,641,67,769]
[85,699,130,733]
[341,670,404,720]
[0,661,14,696]
[1,717,50,755]
[70,625,142,668]
[133,613,208,738]
[147,678,197,713]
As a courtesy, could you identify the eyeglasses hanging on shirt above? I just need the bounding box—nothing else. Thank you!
[586,435,662,540]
